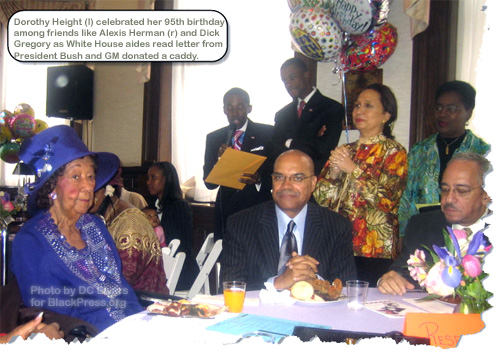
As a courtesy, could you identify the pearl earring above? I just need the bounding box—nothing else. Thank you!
[50,192,57,200]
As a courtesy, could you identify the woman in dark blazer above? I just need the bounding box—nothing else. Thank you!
[146,162,197,290]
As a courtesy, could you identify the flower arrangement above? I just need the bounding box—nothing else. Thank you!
[407,227,492,314]
[1,191,20,222]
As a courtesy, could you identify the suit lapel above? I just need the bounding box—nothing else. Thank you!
[256,202,280,272]
[241,119,257,152]
[299,90,321,125]
[302,204,324,255]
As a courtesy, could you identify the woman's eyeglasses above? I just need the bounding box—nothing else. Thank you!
[434,104,465,114]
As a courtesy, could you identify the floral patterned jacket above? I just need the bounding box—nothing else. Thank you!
[397,130,490,238]
[313,135,408,259]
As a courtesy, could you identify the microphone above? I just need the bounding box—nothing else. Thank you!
[225,122,237,146]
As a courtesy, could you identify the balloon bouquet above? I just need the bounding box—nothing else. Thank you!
[288,0,397,142]
[0,103,48,164]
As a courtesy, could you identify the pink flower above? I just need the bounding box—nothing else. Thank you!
[407,249,428,285]
[424,262,455,297]
[407,249,426,267]
[453,229,468,241]
[409,265,428,286]
[1,201,14,212]
[462,255,482,278]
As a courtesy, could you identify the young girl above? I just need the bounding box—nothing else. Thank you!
[142,206,167,248]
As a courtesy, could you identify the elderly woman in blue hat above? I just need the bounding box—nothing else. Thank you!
[10,125,143,334]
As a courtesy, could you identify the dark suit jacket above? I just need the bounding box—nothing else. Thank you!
[271,90,344,175]
[389,210,448,286]
[203,119,274,239]
[221,201,357,290]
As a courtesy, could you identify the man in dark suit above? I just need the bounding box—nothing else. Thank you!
[203,87,274,240]
[377,152,491,295]
[270,57,345,175]
[221,149,356,291]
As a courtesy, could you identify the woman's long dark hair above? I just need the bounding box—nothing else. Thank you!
[149,162,183,213]
[364,83,398,139]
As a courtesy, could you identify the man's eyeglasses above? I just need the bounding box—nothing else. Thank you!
[271,173,314,183]
[434,104,465,114]
[439,185,483,198]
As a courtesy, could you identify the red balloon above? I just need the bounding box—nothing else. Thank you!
[341,22,397,72]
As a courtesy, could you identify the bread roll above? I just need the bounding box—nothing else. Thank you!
[290,281,314,300]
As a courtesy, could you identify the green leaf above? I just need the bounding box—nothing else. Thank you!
[443,228,454,253]
[420,244,440,264]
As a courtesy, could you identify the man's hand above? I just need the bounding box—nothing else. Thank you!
[218,144,229,158]
[274,252,319,290]
[317,125,327,137]
[377,270,415,296]
[238,173,260,185]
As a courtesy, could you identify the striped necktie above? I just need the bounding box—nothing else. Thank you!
[232,129,244,150]
[277,220,297,275]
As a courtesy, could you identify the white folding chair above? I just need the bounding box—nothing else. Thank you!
[195,233,216,295]
[162,247,186,294]
[166,239,180,256]
[184,238,222,300]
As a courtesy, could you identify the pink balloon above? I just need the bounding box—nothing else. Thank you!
[9,113,36,138]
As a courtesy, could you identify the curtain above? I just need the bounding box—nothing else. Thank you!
[404,0,430,38]
[456,0,487,137]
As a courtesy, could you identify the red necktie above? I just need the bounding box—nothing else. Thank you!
[298,100,306,118]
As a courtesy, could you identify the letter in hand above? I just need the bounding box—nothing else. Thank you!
[274,252,319,290]
[377,270,415,296]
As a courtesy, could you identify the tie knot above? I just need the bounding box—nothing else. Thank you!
[286,220,295,234]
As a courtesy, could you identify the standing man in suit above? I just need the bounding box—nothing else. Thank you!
[203,87,274,240]
[377,152,491,295]
[271,57,345,175]
[221,149,356,290]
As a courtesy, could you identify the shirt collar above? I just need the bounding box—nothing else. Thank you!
[155,199,162,220]
[297,87,317,108]
[236,119,248,132]
[452,208,492,234]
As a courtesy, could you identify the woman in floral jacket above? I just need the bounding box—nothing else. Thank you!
[313,84,408,286]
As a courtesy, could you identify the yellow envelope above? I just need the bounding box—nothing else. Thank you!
[205,148,267,190]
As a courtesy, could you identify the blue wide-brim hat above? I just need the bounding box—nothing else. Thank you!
[19,125,120,215]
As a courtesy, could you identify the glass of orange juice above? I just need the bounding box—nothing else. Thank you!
[223,281,246,313]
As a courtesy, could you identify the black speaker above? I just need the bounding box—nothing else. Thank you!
[46,65,94,120]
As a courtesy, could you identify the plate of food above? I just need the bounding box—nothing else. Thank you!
[290,279,346,306]
[147,299,225,318]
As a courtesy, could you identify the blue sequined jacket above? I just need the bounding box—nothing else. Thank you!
[11,212,143,332]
